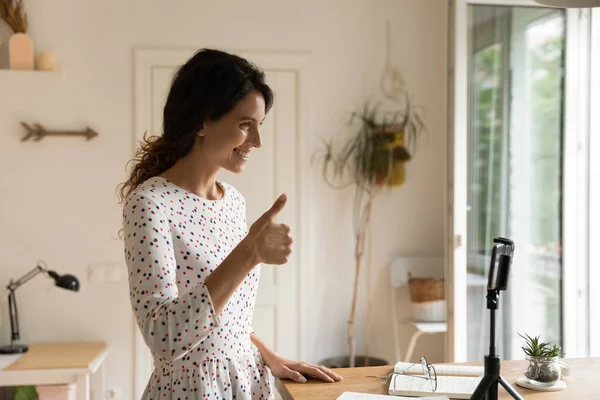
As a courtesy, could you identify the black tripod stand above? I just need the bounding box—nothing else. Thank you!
[470,237,524,400]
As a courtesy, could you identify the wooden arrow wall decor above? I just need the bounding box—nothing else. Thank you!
[20,122,99,142]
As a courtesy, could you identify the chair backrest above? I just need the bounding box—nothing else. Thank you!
[389,256,445,288]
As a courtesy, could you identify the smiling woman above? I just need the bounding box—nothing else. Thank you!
[119,49,274,201]
[192,91,266,176]
[117,49,341,400]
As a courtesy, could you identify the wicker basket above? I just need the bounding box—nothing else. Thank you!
[408,276,445,303]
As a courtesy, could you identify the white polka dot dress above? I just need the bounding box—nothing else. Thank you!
[123,176,274,400]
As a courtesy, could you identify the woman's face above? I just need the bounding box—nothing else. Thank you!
[197,90,266,174]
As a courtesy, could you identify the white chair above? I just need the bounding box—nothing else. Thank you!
[390,256,448,362]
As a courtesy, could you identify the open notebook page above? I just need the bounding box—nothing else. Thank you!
[337,392,449,400]
[394,362,484,377]
[388,373,481,399]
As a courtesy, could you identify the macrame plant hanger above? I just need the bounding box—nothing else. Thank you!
[380,19,405,101]
[365,20,408,366]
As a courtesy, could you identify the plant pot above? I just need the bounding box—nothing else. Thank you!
[9,32,34,70]
[370,126,411,187]
[374,160,406,187]
[523,355,562,385]
[407,277,446,322]
[317,355,389,369]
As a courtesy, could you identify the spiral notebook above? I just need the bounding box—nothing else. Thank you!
[388,362,484,399]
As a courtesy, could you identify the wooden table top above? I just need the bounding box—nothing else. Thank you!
[276,358,600,399]
[3,342,108,371]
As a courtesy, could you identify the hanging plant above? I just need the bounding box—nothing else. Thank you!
[312,91,426,368]
[316,92,426,191]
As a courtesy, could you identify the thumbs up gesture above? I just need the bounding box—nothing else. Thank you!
[246,194,293,265]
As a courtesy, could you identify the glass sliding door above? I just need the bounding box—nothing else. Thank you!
[466,5,566,361]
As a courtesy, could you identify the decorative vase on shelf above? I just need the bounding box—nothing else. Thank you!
[36,52,57,72]
[9,32,34,70]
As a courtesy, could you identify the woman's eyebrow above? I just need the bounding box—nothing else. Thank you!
[240,116,266,123]
[240,116,257,121]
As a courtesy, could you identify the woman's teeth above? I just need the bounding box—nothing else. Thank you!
[234,148,248,159]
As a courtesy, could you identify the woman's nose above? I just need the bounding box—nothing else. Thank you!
[250,128,262,149]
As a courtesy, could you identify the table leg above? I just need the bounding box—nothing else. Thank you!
[76,374,90,400]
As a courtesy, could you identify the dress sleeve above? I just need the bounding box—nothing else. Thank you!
[236,190,255,337]
[123,192,220,362]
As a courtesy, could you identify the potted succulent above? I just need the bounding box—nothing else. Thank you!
[313,93,426,368]
[519,333,566,385]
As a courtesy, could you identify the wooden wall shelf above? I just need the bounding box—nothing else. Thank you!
[0,69,64,83]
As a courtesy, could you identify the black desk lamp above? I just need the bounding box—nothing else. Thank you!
[0,261,80,354]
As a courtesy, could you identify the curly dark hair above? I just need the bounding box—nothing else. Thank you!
[118,48,274,204]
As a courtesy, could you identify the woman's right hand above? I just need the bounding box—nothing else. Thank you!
[245,194,293,265]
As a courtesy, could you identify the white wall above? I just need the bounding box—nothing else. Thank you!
[0,0,447,398]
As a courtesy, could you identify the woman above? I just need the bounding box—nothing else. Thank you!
[119,49,342,399]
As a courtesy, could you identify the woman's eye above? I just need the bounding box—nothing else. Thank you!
[240,122,252,129]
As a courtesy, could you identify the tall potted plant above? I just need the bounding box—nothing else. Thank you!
[313,92,426,368]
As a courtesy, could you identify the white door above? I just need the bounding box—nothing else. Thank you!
[132,49,308,398]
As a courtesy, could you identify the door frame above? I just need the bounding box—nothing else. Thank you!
[131,48,311,399]
[447,0,592,362]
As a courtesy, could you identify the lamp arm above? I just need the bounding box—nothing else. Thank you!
[4,262,50,345]
[6,262,48,291]
[7,289,20,342]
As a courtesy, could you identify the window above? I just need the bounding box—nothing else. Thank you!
[466,5,566,361]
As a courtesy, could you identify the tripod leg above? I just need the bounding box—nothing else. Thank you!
[487,379,498,400]
[499,376,525,400]
[469,376,494,400]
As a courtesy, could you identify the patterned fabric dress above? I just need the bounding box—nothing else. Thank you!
[123,176,274,399]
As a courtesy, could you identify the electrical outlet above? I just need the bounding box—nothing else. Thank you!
[106,265,122,282]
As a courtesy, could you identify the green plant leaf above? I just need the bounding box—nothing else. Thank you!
[312,96,427,190]
[518,332,561,358]
[13,386,37,400]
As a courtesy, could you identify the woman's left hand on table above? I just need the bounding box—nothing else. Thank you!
[267,356,343,383]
